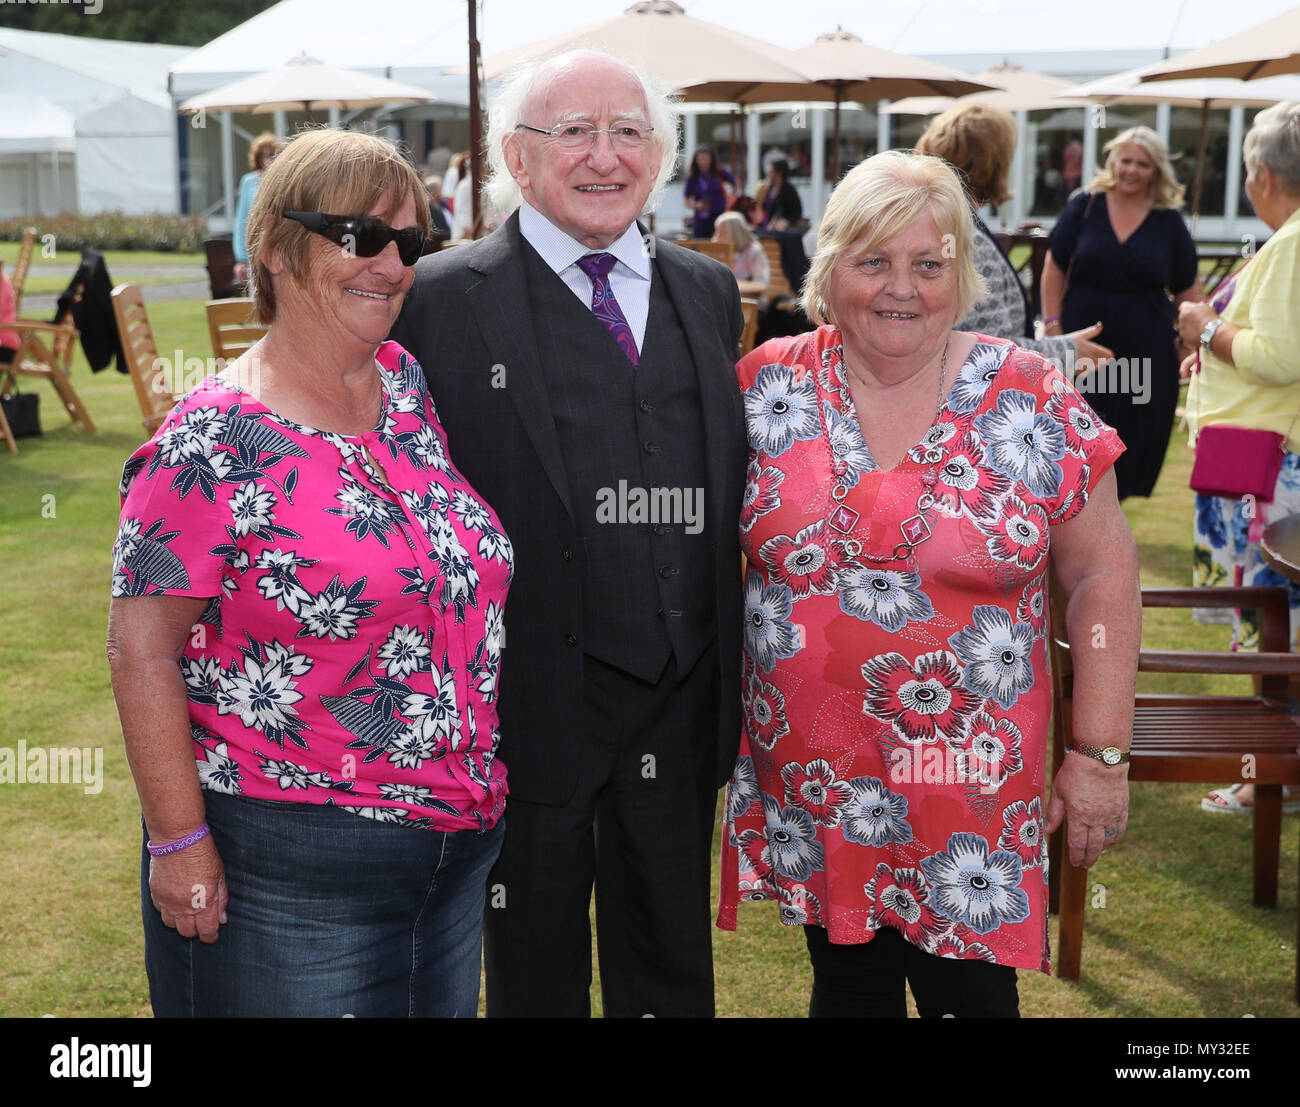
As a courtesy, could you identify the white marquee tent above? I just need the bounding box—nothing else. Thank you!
[0,27,190,219]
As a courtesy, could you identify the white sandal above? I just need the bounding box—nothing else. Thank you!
[1201,784,1300,814]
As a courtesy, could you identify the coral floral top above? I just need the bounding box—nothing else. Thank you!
[718,328,1122,971]
[112,341,512,830]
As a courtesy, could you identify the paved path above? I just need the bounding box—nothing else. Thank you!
[22,276,211,317]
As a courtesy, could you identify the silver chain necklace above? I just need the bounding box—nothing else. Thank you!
[824,341,949,564]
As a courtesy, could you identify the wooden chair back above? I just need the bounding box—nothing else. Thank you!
[10,227,37,316]
[203,237,243,300]
[760,237,793,298]
[1047,576,1300,1001]
[206,298,267,363]
[682,239,735,269]
[111,284,176,436]
[739,298,760,357]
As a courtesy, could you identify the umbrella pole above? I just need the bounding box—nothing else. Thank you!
[832,88,842,184]
[1191,101,1210,236]
[730,110,738,183]
[468,0,482,237]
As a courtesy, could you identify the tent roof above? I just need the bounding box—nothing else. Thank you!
[170,0,470,79]
[0,92,75,153]
[0,27,189,109]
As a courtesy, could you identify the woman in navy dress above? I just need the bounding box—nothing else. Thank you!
[1042,127,1199,499]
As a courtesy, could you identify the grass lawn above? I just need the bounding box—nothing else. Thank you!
[1,298,1296,1018]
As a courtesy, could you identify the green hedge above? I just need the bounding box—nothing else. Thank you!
[0,212,209,253]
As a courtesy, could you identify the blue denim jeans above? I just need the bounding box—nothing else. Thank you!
[141,791,504,1017]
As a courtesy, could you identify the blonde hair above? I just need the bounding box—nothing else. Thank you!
[713,211,755,250]
[915,102,1017,208]
[247,128,430,324]
[801,150,984,327]
[1088,126,1185,209]
[247,132,283,172]
[1243,101,1300,195]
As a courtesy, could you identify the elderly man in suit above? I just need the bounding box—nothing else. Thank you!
[389,50,745,1018]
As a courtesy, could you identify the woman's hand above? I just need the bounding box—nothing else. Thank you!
[1045,753,1130,868]
[1179,350,1199,381]
[1067,322,1113,365]
[148,834,229,943]
[1177,298,1217,349]
[233,261,248,284]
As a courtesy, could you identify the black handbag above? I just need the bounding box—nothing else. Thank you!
[0,387,41,438]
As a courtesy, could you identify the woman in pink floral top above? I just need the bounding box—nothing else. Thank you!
[107,130,512,1017]
[717,152,1141,1017]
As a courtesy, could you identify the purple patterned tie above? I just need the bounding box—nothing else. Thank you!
[576,252,639,365]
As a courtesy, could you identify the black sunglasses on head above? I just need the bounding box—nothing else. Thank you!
[282,211,426,266]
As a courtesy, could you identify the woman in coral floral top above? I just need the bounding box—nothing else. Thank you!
[107,130,511,1017]
[718,151,1140,1017]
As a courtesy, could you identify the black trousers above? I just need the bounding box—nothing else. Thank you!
[804,924,1020,1018]
[483,642,720,1018]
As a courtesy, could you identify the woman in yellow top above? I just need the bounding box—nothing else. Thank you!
[1177,100,1300,815]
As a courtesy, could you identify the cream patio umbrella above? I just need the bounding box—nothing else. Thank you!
[178,52,435,120]
[472,1,814,103]
[790,29,995,180]
[1137,7,1300,82]
[885,60,1093,116]
[1056,65,1300,220]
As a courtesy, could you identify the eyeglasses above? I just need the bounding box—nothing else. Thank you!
[514,121,655,150]
[281,211,426,266]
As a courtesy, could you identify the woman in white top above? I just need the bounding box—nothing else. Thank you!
[713,211,770,293]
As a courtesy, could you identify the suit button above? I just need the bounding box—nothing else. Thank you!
[658,566,674,579]
[566,632,577,647]
[561,545,572,561]
[639,399,654,413]
[652,523,666,535]
[643,441,660,454]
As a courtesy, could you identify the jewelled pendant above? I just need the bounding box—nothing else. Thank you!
[829,504,860,533]
[900,513,931,546]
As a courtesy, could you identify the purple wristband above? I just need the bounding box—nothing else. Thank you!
[147,822,211,856]
[1043,315,1061,325]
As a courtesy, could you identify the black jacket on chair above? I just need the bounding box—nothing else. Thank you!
[389,214,747,805]
[57,247,126,374]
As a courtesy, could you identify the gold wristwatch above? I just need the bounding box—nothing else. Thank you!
[1068,742,1130,766]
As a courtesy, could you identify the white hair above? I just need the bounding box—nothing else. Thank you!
[485,49,682,217]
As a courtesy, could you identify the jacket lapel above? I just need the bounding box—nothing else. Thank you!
[651,238,742,551]
[464,216,573,518]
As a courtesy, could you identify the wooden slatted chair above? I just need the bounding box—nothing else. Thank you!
[1048,578,1300,1002]
[681,238,735,269]
[1,254,97,433]
[9,227,37,317]
[739,298,760,357]
[206,297,266,363]
[759,237,793,299]
[110,284,177,436]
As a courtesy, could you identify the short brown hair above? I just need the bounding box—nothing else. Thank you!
[247,128,430,324]
[915,103,1016,208]
[247,132,283,171]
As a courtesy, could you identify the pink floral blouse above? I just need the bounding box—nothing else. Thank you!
[718,329,1123,971]
[111,341,512,830]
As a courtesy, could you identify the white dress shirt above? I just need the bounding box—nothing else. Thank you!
[518,202,652,355]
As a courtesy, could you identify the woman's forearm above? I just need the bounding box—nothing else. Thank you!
[107,595,212,842]
[1062,549,1141,752]
[111,656,209,842]
[1041,253,1067,327]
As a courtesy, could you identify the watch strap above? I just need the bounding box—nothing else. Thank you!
[1069,742,1131,765]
